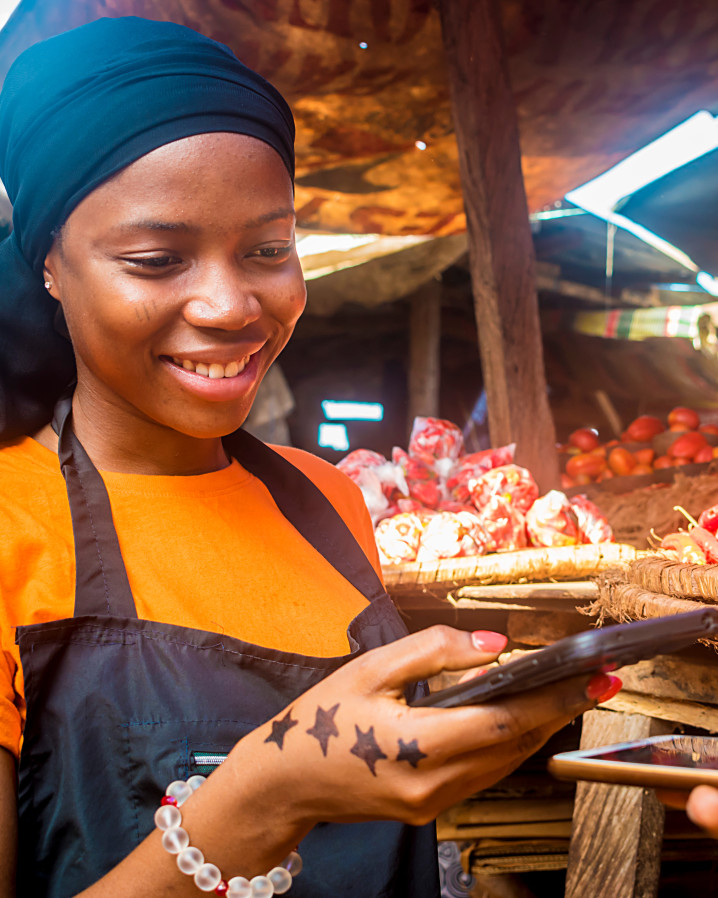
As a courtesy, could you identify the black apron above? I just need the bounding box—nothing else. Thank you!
[15,396,439,897]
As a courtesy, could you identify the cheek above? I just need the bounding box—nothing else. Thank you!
[269,267,307,328]
[61,280,161,363]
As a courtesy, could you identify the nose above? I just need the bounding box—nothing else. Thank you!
[182,261,263,331]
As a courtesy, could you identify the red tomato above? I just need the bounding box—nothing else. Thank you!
[667,431,708,460]
[624,415,664,442]
[566,452,605,480]
[608,447,637,477]
[568,427,600,451]
[598,468,614,481]
[632,463,653,475]
[653,455,673,469]
[633,448,655,467]
[694,445,714,464]
[672,457,692,467]
[668,407,700,430]
[560,473,575,490]
[700,424,718,436]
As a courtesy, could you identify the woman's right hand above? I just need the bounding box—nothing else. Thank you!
[49,624,619,896]
[229,624,619,830]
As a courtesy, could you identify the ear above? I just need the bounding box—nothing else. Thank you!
[42,252,60,301]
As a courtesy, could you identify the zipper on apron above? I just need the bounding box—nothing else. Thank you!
[189,752,228,775]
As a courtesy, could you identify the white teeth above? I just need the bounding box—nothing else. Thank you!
[174,357,249,378]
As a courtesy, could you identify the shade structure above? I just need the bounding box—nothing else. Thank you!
[2,0,718,237]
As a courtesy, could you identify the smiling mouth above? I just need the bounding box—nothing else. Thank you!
[170,356,251,379]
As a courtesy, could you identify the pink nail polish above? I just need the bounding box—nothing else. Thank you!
[471,630,508,653]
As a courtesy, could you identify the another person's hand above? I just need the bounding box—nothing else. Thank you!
[685,785,718,836]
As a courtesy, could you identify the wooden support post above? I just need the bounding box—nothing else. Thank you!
[564,710,672,898]
[439,0,560,491]
[408,283,441,432]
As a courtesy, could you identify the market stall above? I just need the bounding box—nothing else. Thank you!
[5,2,718,896]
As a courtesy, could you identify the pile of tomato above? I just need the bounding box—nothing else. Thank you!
[559,407,718,488]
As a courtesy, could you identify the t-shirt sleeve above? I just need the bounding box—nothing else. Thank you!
[272,446,384,582]
[0,644,21,757]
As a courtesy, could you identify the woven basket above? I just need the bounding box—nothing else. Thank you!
[626,555,718,602]
[382,542,640,599]
[587,579,718,649]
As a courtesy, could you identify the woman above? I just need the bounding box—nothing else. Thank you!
[0,16,620,898]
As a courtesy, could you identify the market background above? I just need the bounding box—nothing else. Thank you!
[4,2,718,896]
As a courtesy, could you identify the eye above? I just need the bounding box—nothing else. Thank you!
[123,256,182,268]
[250,244,293,261]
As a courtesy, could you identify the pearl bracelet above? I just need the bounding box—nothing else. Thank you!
[154,776,303,896]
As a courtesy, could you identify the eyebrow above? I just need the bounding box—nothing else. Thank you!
[109,208,296,236]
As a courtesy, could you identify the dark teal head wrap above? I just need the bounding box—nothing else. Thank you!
[0,16,295,439]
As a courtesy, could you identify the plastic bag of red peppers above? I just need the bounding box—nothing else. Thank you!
[337,417,614,565]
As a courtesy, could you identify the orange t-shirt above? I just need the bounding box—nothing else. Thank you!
[0,437,381,757]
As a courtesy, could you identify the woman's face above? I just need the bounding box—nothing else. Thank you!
[43,132,306,443]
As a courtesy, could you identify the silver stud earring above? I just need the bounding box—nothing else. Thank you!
[44,281,51,290]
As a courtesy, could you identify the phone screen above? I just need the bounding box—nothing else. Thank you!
[549,735,718,790]
[584,736,718,769]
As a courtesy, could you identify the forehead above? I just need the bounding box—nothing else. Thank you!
[64,132,295,234]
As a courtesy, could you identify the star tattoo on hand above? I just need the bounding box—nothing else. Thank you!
[306,703,340,756]
[264,709,298,751]
[396,738,427,768]
[350,725,388,776]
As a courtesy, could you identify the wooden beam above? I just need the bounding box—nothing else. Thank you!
[407,283,441,431]
[456,581,599,603]
[565,710,672,898]
[601,690,718,733]
[615,653,718,706]
[439,0,560,491]
[507,610,591,646]
[469,872,541,898]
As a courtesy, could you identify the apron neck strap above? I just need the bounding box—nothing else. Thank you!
[53,393,137,618]
[222,429,387,602]
[52,396,386,619]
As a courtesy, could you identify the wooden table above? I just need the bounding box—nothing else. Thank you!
[387,565,718,898]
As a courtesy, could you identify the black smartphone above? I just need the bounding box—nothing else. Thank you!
[549,735,718,790]
[412,608,718,708]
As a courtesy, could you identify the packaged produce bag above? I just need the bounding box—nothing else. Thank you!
[526,490,580,547]
[445,444,516,504]
[470,464,539,516]
[569,495,614,544]
[408,416,464,478]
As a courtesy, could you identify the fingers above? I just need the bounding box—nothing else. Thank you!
[410,673,604,759]
[686,785,718,836]
[353,625,508,695]
[656,789,689,810]
[396,714,583,824]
